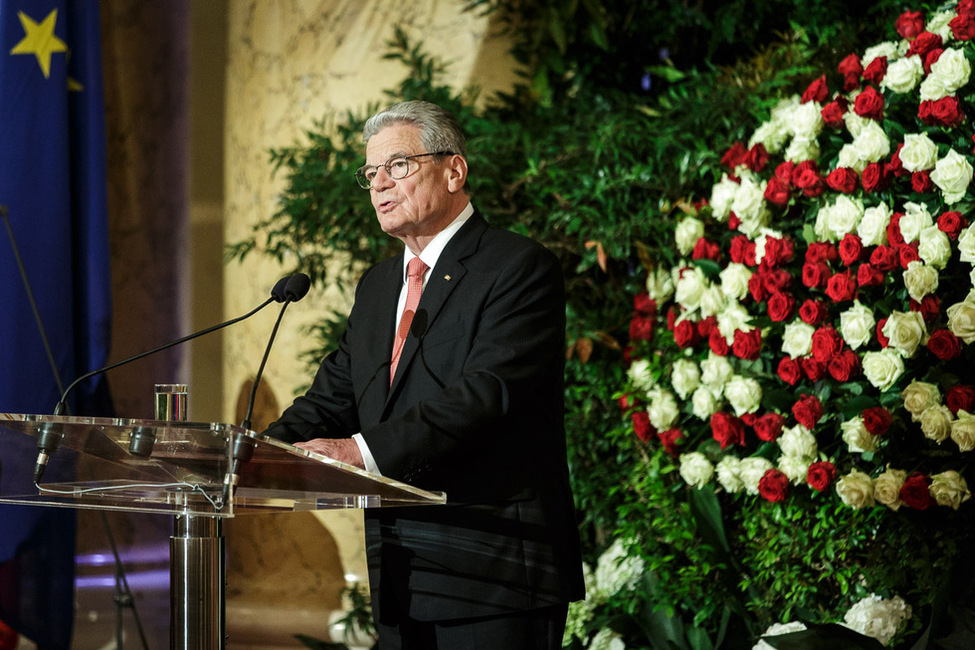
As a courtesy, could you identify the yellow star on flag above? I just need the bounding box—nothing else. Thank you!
[10,9,68,79]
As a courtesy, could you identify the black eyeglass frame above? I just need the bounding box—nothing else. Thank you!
[354,151,455,189]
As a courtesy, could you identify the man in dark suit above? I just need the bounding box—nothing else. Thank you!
[263,100,584,649]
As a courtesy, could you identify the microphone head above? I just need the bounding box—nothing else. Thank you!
[270,275,291,302]
[284,273,311,302]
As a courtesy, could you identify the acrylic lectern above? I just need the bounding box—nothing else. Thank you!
[0,413,446,648]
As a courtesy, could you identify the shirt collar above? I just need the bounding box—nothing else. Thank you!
[402,202,474,282]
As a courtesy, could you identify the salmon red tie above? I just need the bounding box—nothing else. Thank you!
[390,256,428,384]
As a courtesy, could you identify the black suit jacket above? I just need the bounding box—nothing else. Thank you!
[265,212,585,621]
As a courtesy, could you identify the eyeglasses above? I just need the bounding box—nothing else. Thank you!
[354,151,454,189]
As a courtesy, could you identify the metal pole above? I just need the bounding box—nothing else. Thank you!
[170,513,225,648]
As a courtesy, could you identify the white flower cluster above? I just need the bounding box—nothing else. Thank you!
[753,594,911,648]
[835,466,971,510]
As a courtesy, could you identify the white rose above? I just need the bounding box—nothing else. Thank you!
[930,149,974,204]
[843,111,870,138]
[862,42,900,68]
[880,55,925,93]
[946,293,975,343]
[670,358,700,400]
[719,262,752,301]
[675,267,708,312]
[777,424,817,459]
[715,456,744,493]
[882,310,928,358]
[709,174,739,220]
[700,352,734,391]
[778,455,811,484]
[724,375,762,416]
[781,320,816,358]
[851,120,890,163]
[790,101,824,138]
[783,134,820,164]
[698,285,727,319]
[748,119,789,154]
[930,470,972,509]
[874,468,906,510]
[836,143,866,173]
[647,388,679,430]
[646,266,675,303]
[675,217,705,256]
[951,409,975,452]
[678,452,714,488]
[901,379,942,420]
[841,416,877,453]
[857,202,891,246]
[843,595,912,646]
[836,469,875,508]
[958,224,975,263]
[715,301,752,343]
[929,48,971,95]
[898,134,939,173]
[838,301,876,350]
[899,201,934,243]
[919,404,953,444]
[739,457,774,495]
[691,385,720,420]
[919,74,950,102]
[917,225,952,270]
[925,10,956,42]
[862,348,906,391]
[627,358,656,393]
[902,260,939,302]
[823,195,864,241]
[730,174,768,223]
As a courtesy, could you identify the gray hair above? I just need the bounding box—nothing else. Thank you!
[363,100,467,158]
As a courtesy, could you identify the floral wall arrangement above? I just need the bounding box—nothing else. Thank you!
[612,1,975,648]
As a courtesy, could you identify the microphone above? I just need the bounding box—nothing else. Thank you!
[225,273,310,505]
[411,309,444,389]
[33,422,64,483]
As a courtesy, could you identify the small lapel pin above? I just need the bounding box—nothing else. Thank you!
[444,274,452,281]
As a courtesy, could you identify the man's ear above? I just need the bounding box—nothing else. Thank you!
[445,154,468,193]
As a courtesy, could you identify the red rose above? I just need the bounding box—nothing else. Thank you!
[728,213,741,230]
[805,241,838,264]
[802,75,829,103]
[767,291,795,322]
[811,325,844,363]
[760,236,794,269]
[692,237,721,262]
[777,356,802,386]
[794,168,826,197]
[876,318,890,347]
[799,356,826,381]
[806,461,838,492]
[710,412,745,449]
[938,211,967,239]
[919,96,965,127]
[758,469,791,503]
[629,315,654,342]
[869,245,899,271]
[923,48,944,74]
[792,393,824,429]
[753,412,785,442]
[911,170,933,193]
[709,328,730,356]
[898,242,921,269]
[899,473,933,510]
[634,292,656,317]
[764,175,791,206]
[888,146,908,178]
[821,100,847,128]
[896,10,925,39]
[862,56,887,85]
[745,143,770,173]
[774,160,795,186]
[799,299,828,325]
[927,329,961,361]
[853,85,884,120]
[907,31,943,57]
[946,385,975,415]
[861,161,889,192]
[887,212,905,245]
[862,406,892,436]
[673,319,699,348]
[721,142,748,170]
[732,328,762,361]
[826,167,858,194]
[696,315,718,339]
[748,272,767,302]
[838,53,863,91]
[910,294,940,322]
[666,306,679,330]
[825,270,857,302]
[657,428,684,456]
[857,263,885,288]
[632,411,655,442]
[827,349,861,382]
[951,12,975,40]
[802,261,831,289]
[730,235,756,266]
[838,233,864,266]
[762,268,793,294]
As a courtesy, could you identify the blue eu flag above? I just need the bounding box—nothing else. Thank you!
[0,0,112,646]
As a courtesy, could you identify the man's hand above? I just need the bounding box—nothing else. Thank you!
[293,437,365,469]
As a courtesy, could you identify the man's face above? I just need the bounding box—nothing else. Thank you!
[365,123,455,243]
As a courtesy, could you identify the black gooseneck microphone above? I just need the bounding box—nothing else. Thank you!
[34,274,300,483]
[411,309,444,389]
[224,272,310,505]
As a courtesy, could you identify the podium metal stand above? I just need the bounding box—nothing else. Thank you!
[0,413,445,648]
